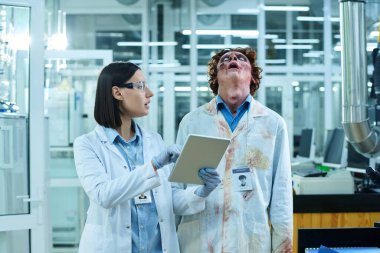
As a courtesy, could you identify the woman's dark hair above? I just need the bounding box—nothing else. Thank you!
[94,61,140,129]
[207,47,262,96]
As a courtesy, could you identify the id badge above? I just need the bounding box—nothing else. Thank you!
[134,191,152,204]
[232,166,253,192]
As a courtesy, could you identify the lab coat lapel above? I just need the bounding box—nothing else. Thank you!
[249,98,267,118]
[203,97,232,138]
[140,127,153,164]
[94,125,125,161]
[244,99,268,136]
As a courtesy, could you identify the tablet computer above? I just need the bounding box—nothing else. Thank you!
[168,134,230,185]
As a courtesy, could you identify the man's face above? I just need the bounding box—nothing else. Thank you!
[216,51,252,102]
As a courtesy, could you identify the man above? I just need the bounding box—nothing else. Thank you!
[174,47,293,252]
[239,175,247,187]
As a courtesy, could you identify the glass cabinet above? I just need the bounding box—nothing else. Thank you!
[44,50,112,247]
[0,5,30,216]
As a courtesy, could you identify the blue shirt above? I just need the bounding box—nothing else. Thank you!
[216,95,252,132]
[104,122,162,253]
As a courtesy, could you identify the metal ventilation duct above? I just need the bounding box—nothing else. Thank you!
[116,0,139,6]
[201,0,226,7]
[340,0,380,157]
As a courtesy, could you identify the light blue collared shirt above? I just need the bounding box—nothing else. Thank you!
[104,122,162,253]
[216,95,252,132]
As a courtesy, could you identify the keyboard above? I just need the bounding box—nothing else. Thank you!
[293,167,327,177]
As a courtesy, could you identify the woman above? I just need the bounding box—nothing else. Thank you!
[74,62,213,253]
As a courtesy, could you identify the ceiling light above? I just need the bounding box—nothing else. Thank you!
[265,59,286,64]
[182,44,249,49]
[292,39,319,44]
[303,52,322,57]
[117,41,178,46]
[274,45,313,50]
[264,6,309,12]
[237,8,259,14]
[272,39,286,43]
[96,32,124,37]
[297,16,339,22]
[292,81,299,86]
[182,29,259,37]
[159,87,211,92]
[264,34,279,39]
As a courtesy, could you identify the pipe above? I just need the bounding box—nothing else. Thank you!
[340,0,380,157]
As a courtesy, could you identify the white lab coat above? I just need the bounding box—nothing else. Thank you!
[173,98,293,253]
[74,125,205,253]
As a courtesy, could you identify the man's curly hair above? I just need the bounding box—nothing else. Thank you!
[207,47,262,96]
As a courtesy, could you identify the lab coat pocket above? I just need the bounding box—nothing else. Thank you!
[246,133,275,170]
[177,220,200,253]
[78,224,104,253]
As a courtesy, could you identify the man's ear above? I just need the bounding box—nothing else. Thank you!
[112,86,124,101]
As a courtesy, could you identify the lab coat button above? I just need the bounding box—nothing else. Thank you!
[160,219,164,222]
[164,249,167,252]
[126,225,130,229]
[124,166,127,169]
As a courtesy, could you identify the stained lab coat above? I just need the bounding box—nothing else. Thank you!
[74,125,205,253]
[173,98,293,253]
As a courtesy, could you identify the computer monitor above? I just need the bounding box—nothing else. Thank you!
[322,128,347,168]
[297,128,315,160]
[346,142,369,172]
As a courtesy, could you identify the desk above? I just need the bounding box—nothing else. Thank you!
[293,194,380,253]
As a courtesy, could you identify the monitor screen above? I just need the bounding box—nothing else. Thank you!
[323,128,346,167]
[298,128,314,158]
[347,142,369,169]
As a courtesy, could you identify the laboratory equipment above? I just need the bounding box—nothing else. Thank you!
[292,169,355,195]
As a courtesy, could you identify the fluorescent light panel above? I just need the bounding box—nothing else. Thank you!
[264,6,309,11]
[117,41,178,46]
[265,59,286,64]
[182,29,259,37]
[264,34,279,39]
[292,81,299,86]
[292,39,319,44]
[272,38,286,43]
[160,87,210,92]
[237,8,259,14]
[303,52,322,57]
[182,44,249,49]
[274,44,312,49]
[297,16,339,22]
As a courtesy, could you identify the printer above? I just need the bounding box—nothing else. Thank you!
[292,169,355,195]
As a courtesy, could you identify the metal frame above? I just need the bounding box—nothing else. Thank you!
[0,0,49,253]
